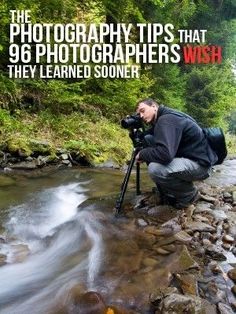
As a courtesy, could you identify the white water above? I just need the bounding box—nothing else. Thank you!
[0,182,105,314]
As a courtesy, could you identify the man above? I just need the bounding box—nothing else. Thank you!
[135,98,218,208]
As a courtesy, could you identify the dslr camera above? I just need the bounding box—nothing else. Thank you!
[121,113,143,129]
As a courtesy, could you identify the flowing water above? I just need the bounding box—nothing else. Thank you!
[0,167,153,313]
[0,160,236,313]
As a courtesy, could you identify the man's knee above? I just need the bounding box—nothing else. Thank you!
[148,162,168,179]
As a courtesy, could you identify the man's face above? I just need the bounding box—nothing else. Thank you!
[137,103,157,123]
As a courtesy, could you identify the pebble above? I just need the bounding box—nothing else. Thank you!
[228,268,236,282]
[200,194,217,203]
[223,192,232,199]
[222,223,230,231]
[222,243,231,250]
[231,285,236,296]
[209,261,222,274]
[136,218,148,227]
[202,239,211,247]
[222,234,234,243]
[154,247,171,255]
[218,302,235,314]
[232,191,236,203]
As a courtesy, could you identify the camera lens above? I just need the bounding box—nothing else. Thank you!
[121,113,142,129]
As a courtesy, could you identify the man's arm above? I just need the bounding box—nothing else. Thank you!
[138,117,183,164]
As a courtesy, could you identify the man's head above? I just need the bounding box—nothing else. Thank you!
[136,98,159,124]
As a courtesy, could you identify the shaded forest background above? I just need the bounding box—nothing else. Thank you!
[0,0,236,165]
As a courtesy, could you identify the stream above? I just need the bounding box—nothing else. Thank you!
[0,167,152,313]
[0,160,236,313]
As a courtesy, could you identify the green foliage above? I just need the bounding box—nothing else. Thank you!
[225,133,236,155]
[82,73,154,119]
[0,108,132,164]
[151,64,186,110]
[227,110,236,135]
[0,0,236,164]
[185,64,236,128]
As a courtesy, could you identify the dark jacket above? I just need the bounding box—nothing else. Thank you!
[139,105,218,167]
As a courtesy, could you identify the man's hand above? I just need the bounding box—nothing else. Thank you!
[135,152,143,163]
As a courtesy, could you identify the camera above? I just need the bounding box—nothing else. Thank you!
[121,113,143,129]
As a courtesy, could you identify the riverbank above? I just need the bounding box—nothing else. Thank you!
[0,109,132,170]
[1,108,236,172]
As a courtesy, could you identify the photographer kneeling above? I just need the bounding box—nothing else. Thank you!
[135,98,218,209]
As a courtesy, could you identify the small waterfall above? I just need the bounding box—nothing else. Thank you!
[0,181,105,313]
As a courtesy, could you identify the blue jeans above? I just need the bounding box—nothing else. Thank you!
[144,135,210,207]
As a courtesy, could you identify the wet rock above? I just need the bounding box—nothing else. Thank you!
[149,287,178,305]
[160,293,204,313]
[62,159,71,165]
[67,283,86,304]
[161,244,176,253]
[210,210,228,221]
[133,193,153,210]
[200,194,217,203]
[136,218,148,227]
[73,291,107,314]
[142,257,158,267]
[9,161,38,170]
[217,302,235,314]
[222,234,234,243]
[0,235,6,243]
[147,205,176,222]
[223,192,232,199]
[143,225,173,237]
[222,243,231,250]
[201,299,218,313]
[154,247,171,255]
[11,244,30,262]
[173,230,192,244]
[61,153,69,160]
[228,225,236,239]
[232,191,236,203]
[172,245,199,272]
[209,261,222,274]
[222,222,230,231]
[193,231,200,238]
[161,217,182,233]
[25,156,33,162]
[185,221,215,233]
[205,244,226,261]
[175,273,198,295]
[231,285,236,296]
[0,253,7,266]
[194,201,213,214]
[193,214,210,224]
[202,239,212,247]
[228,268,236,282]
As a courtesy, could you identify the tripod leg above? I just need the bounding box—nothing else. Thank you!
[115,149,137,215]
[136,162,141,195]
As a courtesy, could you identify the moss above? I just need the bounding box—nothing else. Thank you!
[29,139,54,155]
[6,136,32,156]
[0,109,133,166]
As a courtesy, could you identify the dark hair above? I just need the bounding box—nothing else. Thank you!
[136,98,159,108]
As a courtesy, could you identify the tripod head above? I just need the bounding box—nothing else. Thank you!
[115,114,146,216]
[121,113,146,149]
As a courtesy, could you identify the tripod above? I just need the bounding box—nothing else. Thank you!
[115,129,144,216]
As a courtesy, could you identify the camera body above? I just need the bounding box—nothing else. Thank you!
[121,113,145,148]
[121,113,143,129]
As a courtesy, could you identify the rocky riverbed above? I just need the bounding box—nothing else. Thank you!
[0,160,236,313]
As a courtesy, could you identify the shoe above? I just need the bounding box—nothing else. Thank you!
[174,190,201,209]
